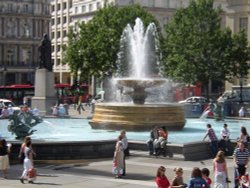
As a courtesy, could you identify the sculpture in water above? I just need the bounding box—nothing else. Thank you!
[38,33,53,71]
[90,18,185,131]
[8,111,43,139]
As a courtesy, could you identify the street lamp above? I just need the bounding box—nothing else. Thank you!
[239,74,244,103]
[1,65,7,98]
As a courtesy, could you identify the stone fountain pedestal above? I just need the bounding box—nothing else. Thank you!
[89,103,185,131]
[32,68,57,116]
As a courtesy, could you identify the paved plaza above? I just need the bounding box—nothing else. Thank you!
[0,155,236,188]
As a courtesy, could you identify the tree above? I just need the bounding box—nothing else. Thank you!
[63,4,162,80]
[162,0,250,97]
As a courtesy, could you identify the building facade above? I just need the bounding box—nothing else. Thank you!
[0,0,51,86]
[225,0,250,90]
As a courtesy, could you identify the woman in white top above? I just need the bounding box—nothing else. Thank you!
[213,151,228,188]
[20,141,35,184]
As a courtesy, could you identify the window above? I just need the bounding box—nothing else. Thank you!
[51,19,55,25]
[63,2,67,10]
[81,5,86,13]
[51,5,55,12]
[75,6,78,14]
[57,31,60,38]
[23,4,28,13]
[89,4,92,11]
[57,45,61,52]
[239,17,248,32]
[97,2,101,10]
[57,17,61,24]
[63,16,67,24]
[51,32,55,38]
[7,49,14,66]
[63,30,67,37]
[57,3,61,11]
[7,3,13,12]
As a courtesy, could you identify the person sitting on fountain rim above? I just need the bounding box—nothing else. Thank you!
[153,126,168,156]
[219,123,230,153]
[203,124,218,157]
[147,125,159,155]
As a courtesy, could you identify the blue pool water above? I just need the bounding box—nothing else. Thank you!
[0,118,249,143]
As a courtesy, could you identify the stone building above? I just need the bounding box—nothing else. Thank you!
[0,0,51,86]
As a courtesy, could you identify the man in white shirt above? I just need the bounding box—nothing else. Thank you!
[220,123,230,153]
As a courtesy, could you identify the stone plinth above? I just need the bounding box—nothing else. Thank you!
[89,103,185,131]
[32,69,57,116]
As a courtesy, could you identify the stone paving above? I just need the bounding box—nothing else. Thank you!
[0,155,236,188]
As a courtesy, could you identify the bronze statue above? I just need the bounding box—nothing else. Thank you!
[39,33,53,71]
[8,110,43,139]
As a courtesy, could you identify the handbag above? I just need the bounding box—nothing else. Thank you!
[28,168,37,180]
[112,159,123,175]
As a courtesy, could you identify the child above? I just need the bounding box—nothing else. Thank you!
[171,167,187,188]
[201,168,212,186]
[155,166,170,188]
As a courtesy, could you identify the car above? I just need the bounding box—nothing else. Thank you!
[0,99,20,112]
[178,96,208,104]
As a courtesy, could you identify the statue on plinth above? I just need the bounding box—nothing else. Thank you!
[38,33,53,71]
[8,110,43,139]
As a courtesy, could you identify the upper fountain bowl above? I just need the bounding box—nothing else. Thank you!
[114,78,166,88]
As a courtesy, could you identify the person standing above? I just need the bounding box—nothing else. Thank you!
[77,95,85,115]
[0,139,11,178]
[20,141,35,183]
[239,107,245,117]
[233,140,249,188]
[120,130,128,176]
[213,151,229,188]
[239,126,249,148]
[155,166,170,188]
[188,167,209,188]
[170,167,187,188]
[113,135,124,178]
[203,124,218,157]
[201,168,212,187]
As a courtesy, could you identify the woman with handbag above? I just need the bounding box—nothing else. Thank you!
[113,135,124,178]
[20,141,36,184]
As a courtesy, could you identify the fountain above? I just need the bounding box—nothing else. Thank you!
[89,18,185,131]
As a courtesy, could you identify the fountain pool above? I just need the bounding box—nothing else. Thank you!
[0,118,248,143]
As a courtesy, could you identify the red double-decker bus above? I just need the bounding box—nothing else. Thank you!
[0,83,90,105]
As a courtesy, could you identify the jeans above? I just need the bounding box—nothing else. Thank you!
[234,165,246,188]
[209,140,218,157]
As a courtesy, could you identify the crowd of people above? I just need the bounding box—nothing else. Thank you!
[155,140,249,188]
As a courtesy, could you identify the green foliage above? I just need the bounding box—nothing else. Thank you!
[62,4,161,80]
[163,0,250,86]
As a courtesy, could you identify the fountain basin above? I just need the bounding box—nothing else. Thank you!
[89,103,185,131]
